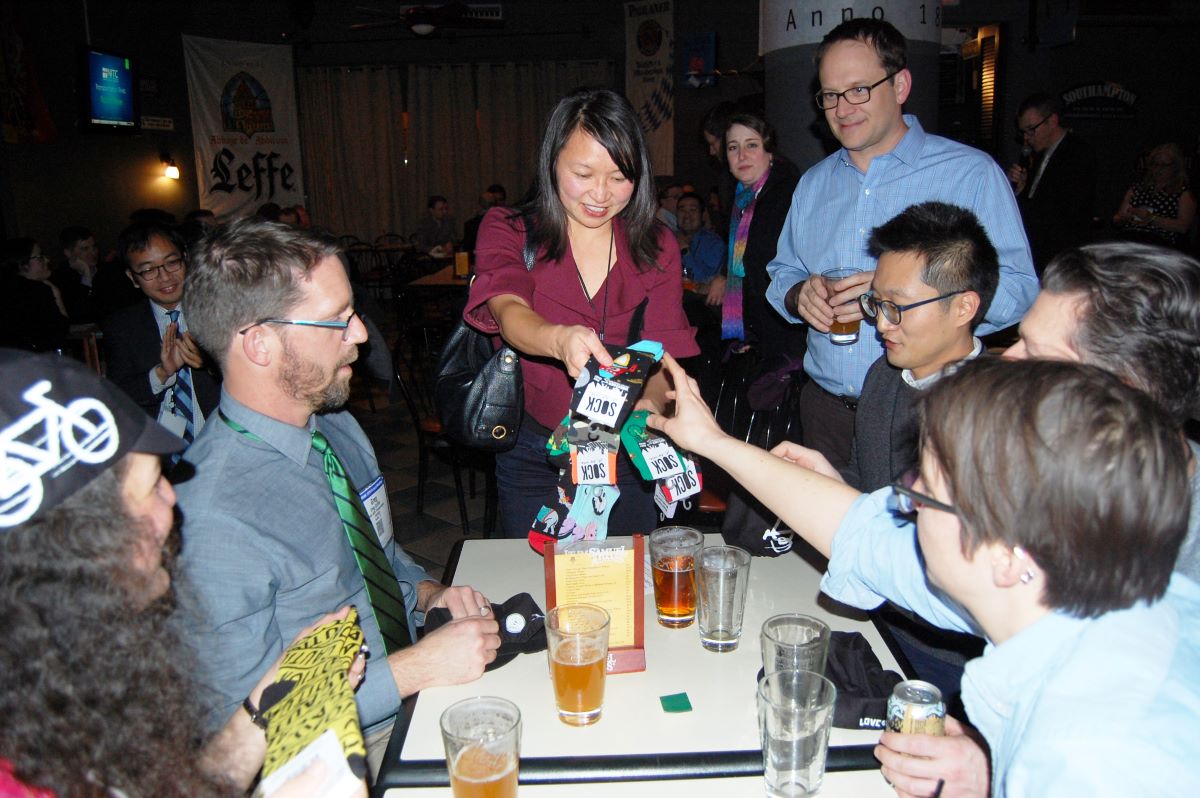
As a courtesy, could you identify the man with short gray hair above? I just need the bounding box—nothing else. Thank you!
[176,218,499,776]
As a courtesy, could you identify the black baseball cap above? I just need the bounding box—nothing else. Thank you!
[0,349,184,529]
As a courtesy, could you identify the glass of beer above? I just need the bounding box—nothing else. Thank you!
[821,267,864,345]
[649,526,704,627]
[440,696,521,798]
[546,604,610,726]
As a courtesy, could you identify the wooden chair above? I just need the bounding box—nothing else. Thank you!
[392,344,497,537]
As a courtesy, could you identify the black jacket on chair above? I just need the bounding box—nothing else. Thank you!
[102,300,221,419]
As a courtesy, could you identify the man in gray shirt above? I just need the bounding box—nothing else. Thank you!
[176,218,499,775]
[1004,241,1200,581]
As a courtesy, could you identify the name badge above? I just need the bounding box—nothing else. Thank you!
[358,475,394,549]
[159,408,188,437]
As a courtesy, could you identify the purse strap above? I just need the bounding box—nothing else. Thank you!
[522,216,535,271]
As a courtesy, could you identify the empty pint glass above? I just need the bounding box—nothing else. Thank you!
[758,669,837,797]
[696,545,752,652]
[761,614,831,677]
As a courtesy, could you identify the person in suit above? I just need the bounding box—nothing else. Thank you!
[102,222,220,449]
[1007,92,1098,273]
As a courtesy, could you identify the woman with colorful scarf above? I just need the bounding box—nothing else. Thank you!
[711,112,806,371]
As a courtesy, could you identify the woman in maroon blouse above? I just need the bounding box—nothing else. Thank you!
[466,88,699,539]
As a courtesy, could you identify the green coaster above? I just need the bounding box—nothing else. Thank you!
[659,692,693,713]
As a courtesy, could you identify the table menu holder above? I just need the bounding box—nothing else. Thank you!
[544,534,645,674]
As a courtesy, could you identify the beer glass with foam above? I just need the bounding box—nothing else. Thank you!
[440,696,521,798]
[546,604,610,726]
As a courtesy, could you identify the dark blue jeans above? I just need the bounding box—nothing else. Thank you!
[495,424,657,540]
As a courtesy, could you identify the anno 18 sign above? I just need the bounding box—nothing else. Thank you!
[183,36,306,218]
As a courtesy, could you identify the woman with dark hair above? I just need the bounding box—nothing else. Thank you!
[0,351,364,798]
[708,112,806,372]
[466,88,699,540]
[1113,142,1196,249]
[0,238,69,353]
[648,354,1199,796]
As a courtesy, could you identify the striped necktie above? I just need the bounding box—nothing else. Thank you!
[312,429,413,653]
[166,309,195,446]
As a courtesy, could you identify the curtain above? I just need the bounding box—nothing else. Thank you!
[296,60,613,243]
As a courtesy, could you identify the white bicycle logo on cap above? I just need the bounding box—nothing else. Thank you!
[0,380,118,527]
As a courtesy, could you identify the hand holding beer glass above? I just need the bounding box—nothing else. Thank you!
[440,696,521,798]
[649,526,704,628]
[546,604,610,726]
[820,267,868,345]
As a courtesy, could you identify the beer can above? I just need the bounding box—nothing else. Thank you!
[886,680,945,736]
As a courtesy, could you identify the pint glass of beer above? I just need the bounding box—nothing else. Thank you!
[546,604,610,726]
[649,526,704,627]
[440,696,521,798]
[821,267,864,345]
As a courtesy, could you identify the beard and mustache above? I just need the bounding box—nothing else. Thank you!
[277,335,358,414]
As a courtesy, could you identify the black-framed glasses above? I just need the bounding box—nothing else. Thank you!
[815,71,898,110]
[1017,115,1050,136]
[889,469,957,516]
[860,291,965,325]
[238,310,359,341]
[132,255,185,281]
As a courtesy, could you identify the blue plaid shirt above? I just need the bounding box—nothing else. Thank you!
[766,116,1038,398]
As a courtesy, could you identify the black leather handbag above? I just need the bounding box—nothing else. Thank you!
[435,321,523,450]
[433,227,534,451]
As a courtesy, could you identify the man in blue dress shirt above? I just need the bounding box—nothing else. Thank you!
[766,19,1037,468]
[174,218,500,777]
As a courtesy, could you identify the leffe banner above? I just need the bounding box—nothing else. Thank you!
[182,35,305,218]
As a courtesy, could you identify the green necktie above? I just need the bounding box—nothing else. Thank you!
[312,429,413,654]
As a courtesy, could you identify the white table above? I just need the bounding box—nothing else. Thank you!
[376,536,904,796]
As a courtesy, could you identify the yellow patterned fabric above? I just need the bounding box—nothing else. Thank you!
[261,608,368,779]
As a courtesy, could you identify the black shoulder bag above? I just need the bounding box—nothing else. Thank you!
[433,233,534,451]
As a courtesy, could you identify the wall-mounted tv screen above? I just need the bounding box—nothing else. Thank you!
[79,47,139,132]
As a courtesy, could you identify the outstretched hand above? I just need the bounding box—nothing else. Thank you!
[553,324,612,379]
[644,353,727,457]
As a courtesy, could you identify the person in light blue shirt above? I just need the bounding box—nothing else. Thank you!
[764,19,1037,469]
[676,191,725,284]
[647,354,1199,797]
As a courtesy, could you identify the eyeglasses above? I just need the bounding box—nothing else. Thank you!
[1017,116,1050,136]
[28,253,49,264]
[859,290,964,325]
[132,255,185,281]
[889,469,957,516]
[815,72,898,110]
[238,310,359,341]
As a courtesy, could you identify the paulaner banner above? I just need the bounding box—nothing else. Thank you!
[625,1,673,174]
[182,35,305,218]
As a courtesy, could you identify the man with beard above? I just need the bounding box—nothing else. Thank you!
[175,218,500,778]
[0,349,364,797]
